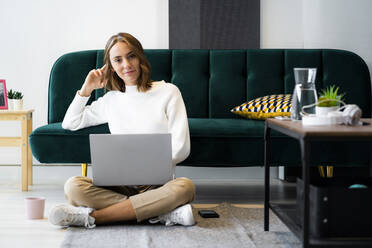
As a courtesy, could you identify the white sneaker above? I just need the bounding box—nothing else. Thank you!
[149,204,195,226]
[48,204,96,228]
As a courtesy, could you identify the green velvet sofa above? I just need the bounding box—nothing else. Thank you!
[30,49,371,169]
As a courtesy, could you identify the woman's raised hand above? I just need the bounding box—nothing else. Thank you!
[79,64,108,97]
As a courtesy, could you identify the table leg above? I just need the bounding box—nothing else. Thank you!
[300,139,310,248]
[370,143,372,177]
[264,123,271,231]
[27,113,33,185]
[21,115,28,191]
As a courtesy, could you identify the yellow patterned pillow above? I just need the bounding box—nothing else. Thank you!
[231,94,292,120]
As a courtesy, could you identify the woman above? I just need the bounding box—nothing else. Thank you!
[49,33,195,228]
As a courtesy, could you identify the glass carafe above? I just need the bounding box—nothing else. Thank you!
[291,68,318,120]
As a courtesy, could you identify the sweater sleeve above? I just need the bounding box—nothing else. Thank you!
[62,91,108,131]
[166,86,191,165]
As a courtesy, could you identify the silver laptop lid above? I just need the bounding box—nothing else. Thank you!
[89,133,173,186]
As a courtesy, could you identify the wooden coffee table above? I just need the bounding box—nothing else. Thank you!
[264,118,372,248]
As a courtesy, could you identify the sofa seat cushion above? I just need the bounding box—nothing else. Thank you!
[30,119,293,165]
[30,119,283,164]
[30,123,110,163]
[31,122,110,136]
[188,118,287,138]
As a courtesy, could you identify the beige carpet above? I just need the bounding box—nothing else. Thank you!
[61,202,300,248]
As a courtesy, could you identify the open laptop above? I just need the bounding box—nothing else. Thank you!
[89,133,173,186]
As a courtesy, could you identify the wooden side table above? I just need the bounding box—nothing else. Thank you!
[0,110,34,191]
[264,118,372,247]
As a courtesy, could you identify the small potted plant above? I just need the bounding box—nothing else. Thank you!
[316,85,345,116]
[7,89,24,110]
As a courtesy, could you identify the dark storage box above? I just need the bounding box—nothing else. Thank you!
[297,177,372,238]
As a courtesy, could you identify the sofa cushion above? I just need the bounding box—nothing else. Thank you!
[189,118,293,137]
[29,123,110,163]
[231,94,291,120]
[30,119,293,165]
[30,119,287,163]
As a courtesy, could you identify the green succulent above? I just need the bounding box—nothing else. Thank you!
[7,89,23,99]
[317,85,344,107]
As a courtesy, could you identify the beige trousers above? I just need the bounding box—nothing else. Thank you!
[64,176,196,222]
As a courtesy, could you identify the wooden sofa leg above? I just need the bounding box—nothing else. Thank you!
[318,166,325,177]
[326,166,334,178]
[81,163,88,177]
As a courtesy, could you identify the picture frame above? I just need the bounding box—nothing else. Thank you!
[0,79,8,109]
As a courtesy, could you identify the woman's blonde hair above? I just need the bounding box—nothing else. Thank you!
[104,33,152,92]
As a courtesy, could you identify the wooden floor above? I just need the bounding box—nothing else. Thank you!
[0,168,296,248]
[0,183,67,248]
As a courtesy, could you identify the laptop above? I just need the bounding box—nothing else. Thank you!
[89,133,173,186]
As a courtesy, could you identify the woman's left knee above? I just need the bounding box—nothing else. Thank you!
[172,177,196,202]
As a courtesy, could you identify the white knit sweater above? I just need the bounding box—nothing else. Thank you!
[62,80,190,165]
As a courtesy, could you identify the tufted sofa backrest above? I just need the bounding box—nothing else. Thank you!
[48,49,371,123]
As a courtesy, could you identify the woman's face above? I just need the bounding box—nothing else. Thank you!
[109,42,140,86]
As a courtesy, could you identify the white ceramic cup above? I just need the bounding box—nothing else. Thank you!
[25,197,45,219]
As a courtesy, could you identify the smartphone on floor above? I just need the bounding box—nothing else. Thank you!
[198,210,219,218]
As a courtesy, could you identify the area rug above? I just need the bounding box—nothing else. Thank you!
[60,202,300,248]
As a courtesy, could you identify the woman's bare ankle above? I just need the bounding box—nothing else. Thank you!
[89,210,96,217]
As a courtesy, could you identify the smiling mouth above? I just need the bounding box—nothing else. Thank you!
[124,70,135,75]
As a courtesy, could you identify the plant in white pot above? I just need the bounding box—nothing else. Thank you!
[7,89,24,110]
[316,85,345,116]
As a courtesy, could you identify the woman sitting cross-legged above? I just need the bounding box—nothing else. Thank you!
[48,33,195,228]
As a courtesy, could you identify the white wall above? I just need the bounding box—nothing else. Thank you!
[261,0,304,48]
[1,0,372,165]
[302,0,372,78]
[0,0,168,164]
[261,0,372,80]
